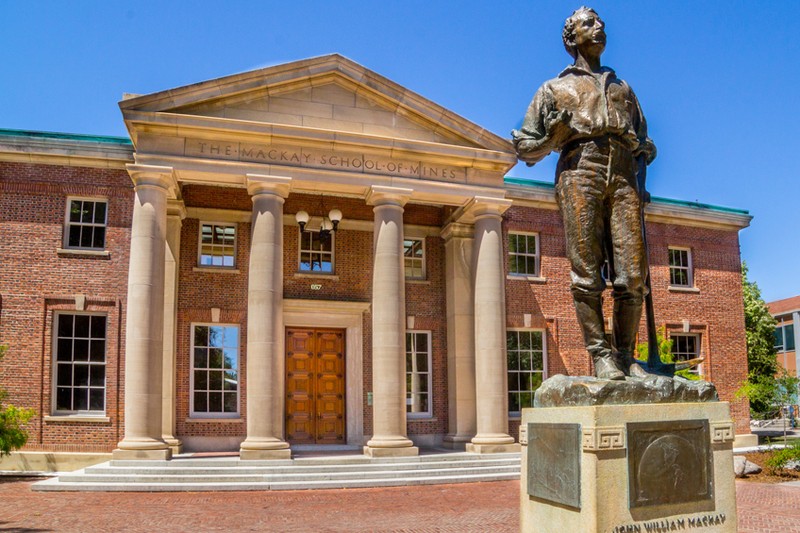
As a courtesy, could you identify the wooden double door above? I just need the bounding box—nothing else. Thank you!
[285,328,346,444]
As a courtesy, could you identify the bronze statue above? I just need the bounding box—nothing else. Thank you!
[512,7,657,380]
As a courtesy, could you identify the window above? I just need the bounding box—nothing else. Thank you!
[775,323,796,353]
[508,233,539,276]
[191,325,239,417]
[403,238,425,279]
[53,313,106,414]
[64,198,107,250]
[670,334,701,375]
[406,331,432,417]
[668,247,693,287]
[199,223,236,267]
[299,231,333,273]
[507,330,546,414]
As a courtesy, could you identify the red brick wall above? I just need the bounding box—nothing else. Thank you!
[0,162,132,452]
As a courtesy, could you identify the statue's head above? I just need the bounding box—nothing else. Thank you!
[562,6,606,59]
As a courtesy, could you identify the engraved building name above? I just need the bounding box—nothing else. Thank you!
[185,138,466,182]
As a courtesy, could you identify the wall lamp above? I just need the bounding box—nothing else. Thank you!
[295,208,343,240]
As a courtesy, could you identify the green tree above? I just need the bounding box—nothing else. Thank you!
[737,262,788,417]
[635,326,701,380]
[0,345,35,457]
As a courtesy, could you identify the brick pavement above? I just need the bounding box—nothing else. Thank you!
[0,478,799,532]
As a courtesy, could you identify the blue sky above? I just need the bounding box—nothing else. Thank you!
[1,1,797,302]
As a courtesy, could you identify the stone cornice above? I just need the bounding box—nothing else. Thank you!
[0,131,133,169]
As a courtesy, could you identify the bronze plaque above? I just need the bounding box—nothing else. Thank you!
[627,420,713,508]
[527,423,581,509]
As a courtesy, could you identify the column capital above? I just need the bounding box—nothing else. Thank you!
[366,186,413,207]
[126,164,177,194]
[166,200,187,220]
[440,222,474,242]
[246,174,291,198]
[460,196,513,222]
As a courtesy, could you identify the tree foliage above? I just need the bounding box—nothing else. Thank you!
[737,262,790,417]
[0,345,35,457]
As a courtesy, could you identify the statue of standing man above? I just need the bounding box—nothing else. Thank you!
[512,7,657,381]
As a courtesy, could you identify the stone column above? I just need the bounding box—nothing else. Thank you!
[240,174,292,460]
[441,222,477,449]
[161,201,185,454]
[364,186,418,457]
[466,197,520,454]
[113,164,175,460]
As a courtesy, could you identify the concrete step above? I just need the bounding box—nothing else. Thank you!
[33,452,521,492]
[57,465,520,484]
[33,471,520,492]
[84,457,519,476]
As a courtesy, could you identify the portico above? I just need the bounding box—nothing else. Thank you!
[116,54,519,458]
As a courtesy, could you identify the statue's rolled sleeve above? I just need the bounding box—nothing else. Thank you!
[511,85,563,165]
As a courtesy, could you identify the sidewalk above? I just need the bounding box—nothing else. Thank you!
[2,477,800,532]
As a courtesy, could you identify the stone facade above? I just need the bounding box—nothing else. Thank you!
[0,55,753,458]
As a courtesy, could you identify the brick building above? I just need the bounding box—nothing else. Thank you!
[768,295,800,375]
[0,55,754,462]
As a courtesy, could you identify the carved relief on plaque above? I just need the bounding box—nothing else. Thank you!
[527,423,581,509]
[627,420,713,509]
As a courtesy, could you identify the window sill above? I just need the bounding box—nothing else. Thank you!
[507,274,547,284]
[408,416,437,421]
[668,285,700,293]
[294,272,339,281]
[44,415,110,423]
[56,248,110,258]
[406,279,431,285]
[185,417,243,423]
[193,267,240,274]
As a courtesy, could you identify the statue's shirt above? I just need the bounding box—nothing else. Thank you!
[512,65,656,165]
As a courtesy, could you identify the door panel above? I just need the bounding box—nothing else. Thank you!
[286,328,345,444]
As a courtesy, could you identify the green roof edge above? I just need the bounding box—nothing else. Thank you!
[504,176,749,216]
[0,128,132,146]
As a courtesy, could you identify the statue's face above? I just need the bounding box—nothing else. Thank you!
[572,10,606,56]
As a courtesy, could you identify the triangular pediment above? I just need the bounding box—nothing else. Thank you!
[120,54,511,152]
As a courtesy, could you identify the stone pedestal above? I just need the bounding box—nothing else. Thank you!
[520,402,737,533]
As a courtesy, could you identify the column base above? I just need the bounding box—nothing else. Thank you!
[163,436,183,455]
[240,448,292,460]
[442,434,474,450]
[465,443,521,454]
[112,447,172,461]
[239,437,291,460]
[363,445,419,458]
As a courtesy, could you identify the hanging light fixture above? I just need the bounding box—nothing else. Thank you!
[294,202,343,239]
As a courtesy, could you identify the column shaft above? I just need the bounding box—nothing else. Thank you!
[161,206,183,453]
[468,205,518,453]
[442,223,476,449]
[365,187,417,457]
[240,175,291,460]
[114,166,173,460]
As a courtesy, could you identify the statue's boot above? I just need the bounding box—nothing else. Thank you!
[612,297,649,378]
[593,354,626,381]
[574,291,625,380]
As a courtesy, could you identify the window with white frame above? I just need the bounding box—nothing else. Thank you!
[199,223,236,267]
[53,313,106,414]
[406,331,432,417]
[507,330,546,414]
[191,324,239,417]
[64,198,107,250]
[775,323,796,353]
[299,230,333,273]
[668,247,693,287]
[403,238,425,279]
[508,233,540,276]
[670,333,701,375]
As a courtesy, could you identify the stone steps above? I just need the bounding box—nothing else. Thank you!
[33,452,521,492]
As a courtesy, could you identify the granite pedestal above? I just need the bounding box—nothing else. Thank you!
[520,400,737,532]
